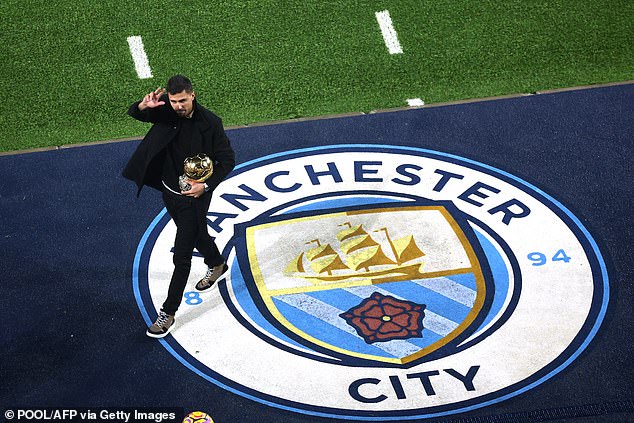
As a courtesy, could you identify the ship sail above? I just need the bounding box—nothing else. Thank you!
[392,235,426,264]
[346,245,397,272]
[309,254,349,275]
[337,224,366,242]
[306,243,338,262]
[340,234,379,254]
[285,252,305,274]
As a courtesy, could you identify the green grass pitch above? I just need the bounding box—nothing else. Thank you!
[0,0,632,152]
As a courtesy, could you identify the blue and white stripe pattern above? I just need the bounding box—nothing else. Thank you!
[272,273,477,360]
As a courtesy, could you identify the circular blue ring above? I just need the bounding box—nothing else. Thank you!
[133,144,609,420]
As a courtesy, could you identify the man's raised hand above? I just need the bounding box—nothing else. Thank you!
[139,87,166,110]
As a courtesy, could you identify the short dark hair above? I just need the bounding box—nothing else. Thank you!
[167,75,193,94]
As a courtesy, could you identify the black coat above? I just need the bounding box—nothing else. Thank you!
[122,95,235,196]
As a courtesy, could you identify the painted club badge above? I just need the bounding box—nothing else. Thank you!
[133,145,608,420]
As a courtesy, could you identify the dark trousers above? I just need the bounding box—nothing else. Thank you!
[161,190,224,315]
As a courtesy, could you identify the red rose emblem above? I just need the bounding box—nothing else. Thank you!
[340,292,426,343]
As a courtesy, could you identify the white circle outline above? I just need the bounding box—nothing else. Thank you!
[133,144,609,420]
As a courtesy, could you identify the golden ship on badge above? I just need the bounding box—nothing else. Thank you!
[285,222,426,284]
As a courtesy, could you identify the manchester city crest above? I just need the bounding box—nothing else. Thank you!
[134,145,608,420]
[234,201,493,366]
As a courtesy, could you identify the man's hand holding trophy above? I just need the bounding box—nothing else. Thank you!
[179,153,214,198]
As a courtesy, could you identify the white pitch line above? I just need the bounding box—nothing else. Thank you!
[407,98,425,107]
[127,36,153,79]
[375,10,403,54]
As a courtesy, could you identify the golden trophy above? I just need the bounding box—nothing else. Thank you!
[179,153,214,191]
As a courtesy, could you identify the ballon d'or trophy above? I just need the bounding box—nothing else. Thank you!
[179,153,214,191]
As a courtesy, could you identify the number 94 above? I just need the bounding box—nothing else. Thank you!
[527,249,571,266]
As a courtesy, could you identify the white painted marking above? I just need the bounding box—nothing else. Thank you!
[375,10,403,54]
[127,36,153,79]
[407,98,425,107]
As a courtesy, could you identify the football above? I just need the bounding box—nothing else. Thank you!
[183,154,214,182]
[182,411,214,423]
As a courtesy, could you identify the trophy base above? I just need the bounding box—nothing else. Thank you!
[178,175,192,191]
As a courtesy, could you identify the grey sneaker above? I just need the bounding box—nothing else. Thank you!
[146,311,175,338]
[195,263,229,291]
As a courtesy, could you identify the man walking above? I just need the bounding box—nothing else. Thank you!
[123,75,235,338]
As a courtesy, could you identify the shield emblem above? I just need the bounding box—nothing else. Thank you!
[237,201,491,365]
